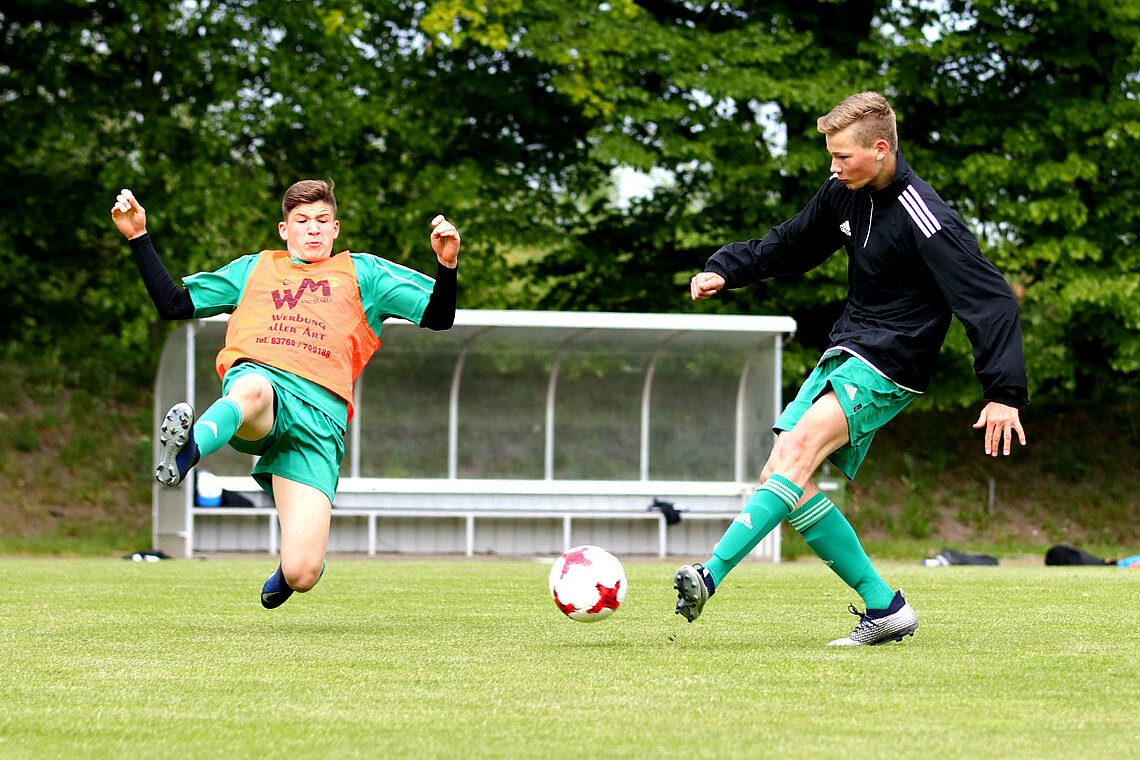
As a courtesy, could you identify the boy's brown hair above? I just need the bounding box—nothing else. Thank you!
[282,179,337,221]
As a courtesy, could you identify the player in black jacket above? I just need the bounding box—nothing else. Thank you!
[674,92,1028,645]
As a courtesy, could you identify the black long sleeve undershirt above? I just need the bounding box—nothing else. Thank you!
[128,233,194,320]
[420,262,457,330]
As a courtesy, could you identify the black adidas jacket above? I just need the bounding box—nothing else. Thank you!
[704,151,1028,407]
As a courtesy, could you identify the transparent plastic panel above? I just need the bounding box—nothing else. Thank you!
[355,322,464,478]
[454,330,556,479]
[154,323,190,433]
[551,330,655,480]
[159,316,787,488]
[739,339,780,482]
[648,332,769,481]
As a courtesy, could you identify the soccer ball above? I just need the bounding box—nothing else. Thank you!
[548,545,627,622]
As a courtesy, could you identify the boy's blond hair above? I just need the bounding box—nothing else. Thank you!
[817,92,897,152]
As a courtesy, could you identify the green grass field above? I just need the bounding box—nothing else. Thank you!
[1,557,1137,759]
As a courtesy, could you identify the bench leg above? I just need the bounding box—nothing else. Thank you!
[465,514,474,557]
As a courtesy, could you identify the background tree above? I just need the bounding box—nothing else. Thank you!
[7,0,1140,548]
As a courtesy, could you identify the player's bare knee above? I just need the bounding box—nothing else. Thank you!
[777,428,812,465]
[227,375,272,410]
[772,428,826,483]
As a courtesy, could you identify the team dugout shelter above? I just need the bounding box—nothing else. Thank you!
[151,309,797,560]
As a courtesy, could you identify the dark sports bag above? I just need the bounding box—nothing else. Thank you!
[939,548,1000,566]
[1044,544,1112,566]
[648,498,682,525]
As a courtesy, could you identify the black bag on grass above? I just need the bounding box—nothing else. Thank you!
[1045,544,1112,566]
[939,548,1000,566]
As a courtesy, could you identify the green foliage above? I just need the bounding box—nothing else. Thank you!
[448,1,887,329]
[9,1,1140,556]
[1,0,590,380]
[0,352,151,547]
[899,460,938,539]
[9,417,40,453]
[955,502,998,534]
[1043,438,1093,482]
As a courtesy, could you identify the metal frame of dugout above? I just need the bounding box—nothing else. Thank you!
[151,309,797,559]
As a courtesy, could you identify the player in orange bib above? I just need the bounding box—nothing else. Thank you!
[113,180,460,608]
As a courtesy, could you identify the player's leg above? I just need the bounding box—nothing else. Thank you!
[791,492,918,645]
[790,363,918,644]
[261,476,331,609]
[674,393,849,622]
[687,434,802,591]
[254,392,342,609]
[789,485,894,610]
[673,439,800,621]
[154,373,276,487]
[226,373,276,441]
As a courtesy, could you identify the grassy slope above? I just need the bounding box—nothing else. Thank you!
[0,357,153,555]
[1,352,1138,558]
[840,402,1140,560]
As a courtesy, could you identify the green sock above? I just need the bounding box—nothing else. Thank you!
[790,493,895,609]
[193,398,243,458]
[704,474,803,586]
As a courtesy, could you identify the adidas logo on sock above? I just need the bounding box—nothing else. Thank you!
[840,220,851,236]
[734,512,754,530]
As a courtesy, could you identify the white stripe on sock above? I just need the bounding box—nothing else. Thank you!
[762,478,801,509]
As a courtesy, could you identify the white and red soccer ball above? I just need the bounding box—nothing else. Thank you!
[548,545,627,622]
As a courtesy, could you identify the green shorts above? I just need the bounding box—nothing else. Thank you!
[222,364,344,504]
[774,352,916,479]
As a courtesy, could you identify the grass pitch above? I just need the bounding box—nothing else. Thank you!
[1,557,1137,759]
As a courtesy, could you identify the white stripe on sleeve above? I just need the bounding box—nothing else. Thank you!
[899,185,942,239]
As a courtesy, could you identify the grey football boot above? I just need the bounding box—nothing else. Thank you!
[155,402,200,487]
[827,589,919,646]
[673,563,716,622]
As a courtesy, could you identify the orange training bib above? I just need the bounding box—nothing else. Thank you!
[215,251,379,420]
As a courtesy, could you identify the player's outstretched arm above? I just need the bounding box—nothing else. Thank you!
[420,215,459,331]
[111,188,148,240]
[112,189,194,320]
[430,215,460,269]
[972,401,1027,457]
